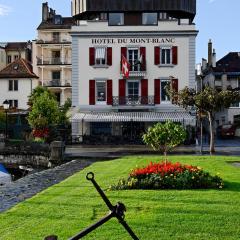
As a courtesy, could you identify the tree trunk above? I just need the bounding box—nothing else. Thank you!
[208,112,215,153]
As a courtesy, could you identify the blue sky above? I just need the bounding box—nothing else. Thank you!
[0,0,239,63]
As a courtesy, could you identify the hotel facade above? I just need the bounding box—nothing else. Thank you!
[71,0,198,143]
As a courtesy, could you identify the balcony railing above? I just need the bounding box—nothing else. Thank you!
[36,39,71,44]
[43,79,71,87]
[120,61,146,77]
[112,96,154,106]
[37,57,71,65]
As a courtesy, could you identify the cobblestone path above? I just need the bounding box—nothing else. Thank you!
[0,159,92,213]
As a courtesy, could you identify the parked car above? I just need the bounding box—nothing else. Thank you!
[216,124,236,138]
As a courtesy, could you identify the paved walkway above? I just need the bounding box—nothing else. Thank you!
[0,159,92,213]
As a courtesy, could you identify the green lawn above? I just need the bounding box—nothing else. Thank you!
[0,155,240,240]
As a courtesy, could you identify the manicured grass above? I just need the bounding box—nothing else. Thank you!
[0,155,240,240]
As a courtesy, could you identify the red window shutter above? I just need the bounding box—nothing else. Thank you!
[154,46,160,65]
[119,79,126,105]
[154,79,161,104]
[89,47,95,66]
[172,46,178,65]
[89,80,95,105]
[171,78,178,104]
[141,79,148,104]
[140,47,146,71]
[107,79,113,105]
[107,47,112,66]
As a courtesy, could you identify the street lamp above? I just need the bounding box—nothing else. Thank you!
[3,100,10,141]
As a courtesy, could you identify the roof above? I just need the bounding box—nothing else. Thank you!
[72,111,195,124]
[37,17,75,30]
[213,52,240,73]
[5,42,30,51]
[0,58,38,79]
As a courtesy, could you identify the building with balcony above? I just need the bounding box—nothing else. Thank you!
[199,40,240,128]
[32,2,75,105]
[71,0,198,143]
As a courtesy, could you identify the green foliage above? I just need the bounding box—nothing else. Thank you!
[27,91,60,129]
[174,86,240,153]
[142,121,186,158]
[58,98,71,125]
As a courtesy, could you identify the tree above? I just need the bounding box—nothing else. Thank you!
[27,87,71,142]
[173,86,240,153]
[142,121,186,162]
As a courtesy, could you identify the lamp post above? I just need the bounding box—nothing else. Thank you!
[3,100,10,142]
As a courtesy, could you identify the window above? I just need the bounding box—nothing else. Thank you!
[127,81,139,100]
[128,48,140,72]
[52,71,61,86]
[91,122,111,135]
[95,47,106,65]
[96,81,106,103]
[52,51,61,64]
[142,13,157,25]
[8,100,18,108]
[7,55,11,64]
[89,47,112,67]
[9,80,18,91]
[161,47,171,65]
[155,46,178,66]
[161,79,170,102]
[14,55,19,60]
[109,13,124,25]
[52,32,60,42]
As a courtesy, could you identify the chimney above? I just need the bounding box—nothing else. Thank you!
[42,2,49,22]
[208,39,212,67]
[212,49,216,68]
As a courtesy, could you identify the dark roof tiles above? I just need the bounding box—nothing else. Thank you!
[0,58,38,79]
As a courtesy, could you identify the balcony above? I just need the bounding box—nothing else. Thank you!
[36,39,71,44]
[43,79,71,87]
[112,96,154,106]
[120,61,146,77]
[37,57,71,65]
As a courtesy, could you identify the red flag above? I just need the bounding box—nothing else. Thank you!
[121,55,130,78]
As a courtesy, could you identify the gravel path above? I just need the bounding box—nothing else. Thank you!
[0,159,93,213]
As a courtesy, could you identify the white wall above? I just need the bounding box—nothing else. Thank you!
[0,78,38,109]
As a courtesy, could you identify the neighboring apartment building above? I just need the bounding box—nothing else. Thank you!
[71,0,198,143]
[0,46,6,71]
[0,42,31,71]
[200,40,240,127]
[0,58,39,110]
[5,42,32,64]
[32,2,75,105]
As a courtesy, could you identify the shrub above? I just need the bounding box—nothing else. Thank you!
[110,161,224,190]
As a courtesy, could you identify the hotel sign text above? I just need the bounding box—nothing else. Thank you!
[91,38,175,45]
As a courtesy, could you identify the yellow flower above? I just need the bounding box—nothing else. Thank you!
[192,176,195,179]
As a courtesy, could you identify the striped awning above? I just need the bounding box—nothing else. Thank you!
[95,47,106,59]
[71,112,195,124]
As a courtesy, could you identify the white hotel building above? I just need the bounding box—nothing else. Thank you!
[71,0,198,143]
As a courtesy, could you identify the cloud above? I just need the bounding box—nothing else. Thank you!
[0,4,12,16]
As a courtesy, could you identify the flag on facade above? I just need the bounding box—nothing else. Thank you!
[121,55,130,78]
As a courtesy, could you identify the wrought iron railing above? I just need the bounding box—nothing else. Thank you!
[112,96,154,106]
[43,79,71,87]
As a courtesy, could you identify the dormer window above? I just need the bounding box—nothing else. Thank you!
[109,13,124,26]
[142,13,158,25]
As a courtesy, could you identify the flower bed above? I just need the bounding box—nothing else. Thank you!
[110,161,224,190]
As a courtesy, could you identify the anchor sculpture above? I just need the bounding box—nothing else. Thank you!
[45,172,139,240]
[69,172,139,240]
